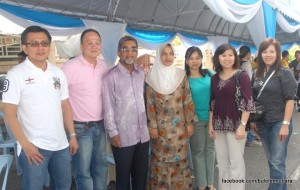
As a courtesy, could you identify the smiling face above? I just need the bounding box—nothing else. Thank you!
[160,45,175,67]
[22,32,50,67]
[219,49,235,70]
[186,51,202,71]
[117,40,138,65]
[80,31,101,61]
[261,44,277,67]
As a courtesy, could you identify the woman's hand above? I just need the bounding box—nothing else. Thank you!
[279,125,289,142]
[149,128,159,139]
[236,125,246,140]
[208,125,216,140]
[186,125,194,138]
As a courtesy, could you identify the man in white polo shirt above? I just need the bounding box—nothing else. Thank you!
[62,29,109,190]
[2,25,78,190]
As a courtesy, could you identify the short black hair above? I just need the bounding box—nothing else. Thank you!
[282,50,289,57]
[18,51,27,57]
[118,36,138,51]
[21,25,51,45]
[239,45,251,59]
[80,29,101,44]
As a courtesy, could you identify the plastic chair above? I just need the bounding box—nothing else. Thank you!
[0,111,22,175]
[0,154,13,190]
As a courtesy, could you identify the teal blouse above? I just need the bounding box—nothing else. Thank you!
[188,71,212,121]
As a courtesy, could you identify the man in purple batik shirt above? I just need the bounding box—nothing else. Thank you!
[102,36,150,190]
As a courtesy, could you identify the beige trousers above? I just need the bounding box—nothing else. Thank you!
[214,131,246,190]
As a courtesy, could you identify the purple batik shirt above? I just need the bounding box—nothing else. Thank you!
[102,62,150,147]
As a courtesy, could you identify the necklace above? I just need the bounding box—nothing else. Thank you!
[219,69,237,80]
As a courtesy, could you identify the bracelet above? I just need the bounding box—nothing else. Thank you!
[69,132,76,137]
[282,120,290,125]
[240,121,247,126]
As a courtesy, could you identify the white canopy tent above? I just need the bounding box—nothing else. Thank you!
[0,0,299,65]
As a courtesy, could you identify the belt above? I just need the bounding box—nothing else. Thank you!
[73,120,103,128]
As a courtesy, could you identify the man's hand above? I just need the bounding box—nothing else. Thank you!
[250,122,259,135]
[111,135,122,148]
[22,142,45,165]
[69,137,79,155]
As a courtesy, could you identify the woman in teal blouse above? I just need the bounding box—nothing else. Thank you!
[185,46,215,190]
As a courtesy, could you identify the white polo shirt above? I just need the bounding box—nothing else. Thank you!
[2,58,69,154]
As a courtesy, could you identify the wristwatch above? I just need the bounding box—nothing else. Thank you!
[240,121,247,126]
[282,120,290,125]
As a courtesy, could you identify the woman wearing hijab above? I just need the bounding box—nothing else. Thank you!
[145,43,197,189]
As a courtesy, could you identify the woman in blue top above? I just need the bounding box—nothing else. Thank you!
[185,46,215,190]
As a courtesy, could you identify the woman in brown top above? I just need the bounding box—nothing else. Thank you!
[209,44,254,190]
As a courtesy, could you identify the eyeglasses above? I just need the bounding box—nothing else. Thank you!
[26,41,50,47]
[120,47,138,53]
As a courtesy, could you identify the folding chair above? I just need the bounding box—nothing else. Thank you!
[0,111,21,175]
[0,154,13,190]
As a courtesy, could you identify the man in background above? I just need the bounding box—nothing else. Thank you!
[281,50,289,68]
[289,50,300,79]
[17,51,27,63]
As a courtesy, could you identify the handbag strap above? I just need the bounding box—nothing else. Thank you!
[257,70,275,99]
[236,70,242,88]
[235,70,242,117]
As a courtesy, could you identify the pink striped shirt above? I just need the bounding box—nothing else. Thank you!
[102,63,150,147]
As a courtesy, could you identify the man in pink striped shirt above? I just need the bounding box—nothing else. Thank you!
[62,29,109,190]
[102,36,150,190]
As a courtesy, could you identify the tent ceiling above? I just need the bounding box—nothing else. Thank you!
[2,0,300,45]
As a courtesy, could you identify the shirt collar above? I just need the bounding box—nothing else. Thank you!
[79,55,101,68]
[117,62,140,76]
[24,57,52,71]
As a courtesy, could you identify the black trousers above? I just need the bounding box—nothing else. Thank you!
[112,141,150,190]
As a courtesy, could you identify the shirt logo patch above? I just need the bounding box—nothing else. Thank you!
[53,77,61,90]
[2,79,9,92]
[25,77,35,84]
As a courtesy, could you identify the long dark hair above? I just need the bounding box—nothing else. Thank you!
[185,46,210,77]
[256,38,282,78]
[213,44,240,73]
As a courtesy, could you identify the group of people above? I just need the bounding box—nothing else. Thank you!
[1,25,297,190]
